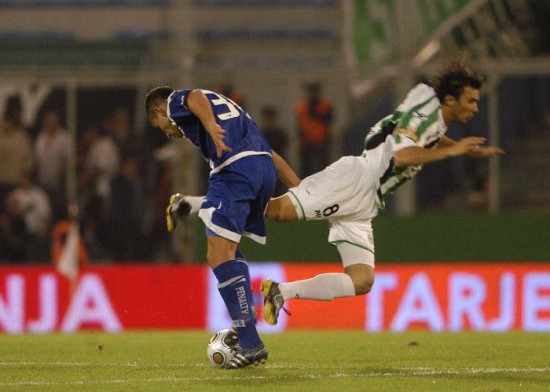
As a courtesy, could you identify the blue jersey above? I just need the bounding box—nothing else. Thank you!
[167,89,272,169]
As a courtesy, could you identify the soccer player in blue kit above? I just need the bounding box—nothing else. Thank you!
[145,87,299,369]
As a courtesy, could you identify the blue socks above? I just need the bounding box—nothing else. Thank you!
[213,259,262,349]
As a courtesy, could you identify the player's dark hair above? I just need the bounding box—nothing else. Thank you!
[430,61,483,103]
[145,86,174,120]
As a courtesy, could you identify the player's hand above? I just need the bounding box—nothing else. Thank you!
[450,136,487,157]
[187,90,232,157]
[467,145,505,158]
[205,122,232,158]
[166,193,191,232]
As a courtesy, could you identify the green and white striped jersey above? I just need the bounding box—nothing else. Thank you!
[361,83,447,205]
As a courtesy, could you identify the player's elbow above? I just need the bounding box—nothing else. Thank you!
[393,145,431,167]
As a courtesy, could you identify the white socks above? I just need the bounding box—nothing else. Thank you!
[279,273,356,301]
[185,196,205,214]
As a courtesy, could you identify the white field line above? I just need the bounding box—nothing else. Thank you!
[0,364,549,387]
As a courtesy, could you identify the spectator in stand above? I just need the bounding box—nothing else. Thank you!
[260,106,290,196]
[105,105,142,160]
[218,83,246,109]
[104,157,145,261]
[78,122,120,259]
[0,97,34,201]
[34,109,71,220]
[295,82,334,177]
[82,122,120,202]
[145,142,175,261]
[8,172,52,262]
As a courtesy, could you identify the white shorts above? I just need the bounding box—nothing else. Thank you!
[287,156,378,265]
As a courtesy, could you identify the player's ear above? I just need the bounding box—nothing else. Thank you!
[153,105,167,118]
[442,94,457,107]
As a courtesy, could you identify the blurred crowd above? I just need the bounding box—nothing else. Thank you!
[0,83,335,265]
[0,96,172,264]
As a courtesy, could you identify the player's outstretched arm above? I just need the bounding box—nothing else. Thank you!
[186,89,232,157]
[271,150,301,188]
[394,136,498,167]
[439,135,504,158]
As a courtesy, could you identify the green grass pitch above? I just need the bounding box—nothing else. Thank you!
[1,331,549,391]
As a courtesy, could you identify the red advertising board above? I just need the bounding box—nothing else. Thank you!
[0,263,549,333]
[0,265,207,333]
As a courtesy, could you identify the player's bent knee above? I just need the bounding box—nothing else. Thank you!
[353,275,374,295]
[344,261,375,296]
[206,236,239,268]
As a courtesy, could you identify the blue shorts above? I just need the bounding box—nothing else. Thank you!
[198,155,276,244]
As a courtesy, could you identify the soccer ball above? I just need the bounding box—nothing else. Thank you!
[207,329,239,368]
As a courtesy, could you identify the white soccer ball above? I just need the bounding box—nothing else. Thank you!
[207,329,239,368]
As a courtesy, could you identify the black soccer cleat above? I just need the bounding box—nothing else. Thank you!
[166,193,192,232]
[223,344,268,369]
